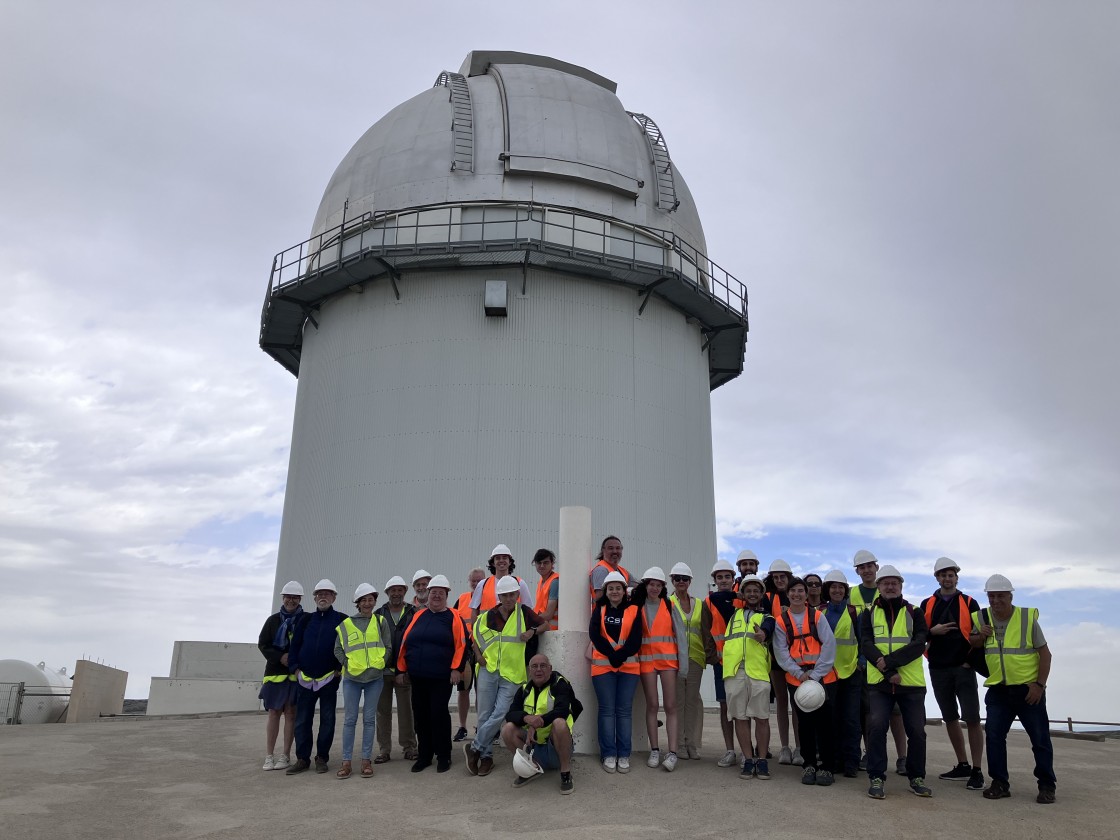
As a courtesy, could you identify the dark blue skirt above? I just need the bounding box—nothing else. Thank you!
[258,679,298,710]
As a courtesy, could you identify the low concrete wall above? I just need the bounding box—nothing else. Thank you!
[147,678,261,716]
[169,642,261,680]
[66,661,127,723]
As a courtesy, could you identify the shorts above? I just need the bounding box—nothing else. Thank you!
[724,671,770,720]
[528,738,570,770]
[713,662,726,702]
[930,665,981,723]
[258,679,297,711]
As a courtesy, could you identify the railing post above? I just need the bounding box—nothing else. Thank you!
[1068,717,1074,732]
[14,682,25,725]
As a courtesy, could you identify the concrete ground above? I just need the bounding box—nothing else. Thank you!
[1,711,1114,840]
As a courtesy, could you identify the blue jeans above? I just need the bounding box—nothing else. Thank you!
[341,678,384,761]
[984,684,1056,790]
[593,670,639,759]
[472,667,519,758]
[294,679,339,762]
[866,687,926,781]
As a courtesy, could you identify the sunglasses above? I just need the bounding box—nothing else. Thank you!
[670,576,691,582]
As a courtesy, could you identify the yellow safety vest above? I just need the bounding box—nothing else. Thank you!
[867,603,924,687]
[336,616,388,677]
[970,607,1040,687]
[670,593,706,667]
[474,608,527,684]
[523,678,575,745]
[832,605,859,679]
[722,608,771,680]
[849,584,874,614]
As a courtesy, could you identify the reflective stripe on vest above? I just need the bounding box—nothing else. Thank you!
[590,606,640,675]
[782,609,837,686]
[638,600,678,672]
[722,608,771,680]
[670,593,706,667]
[473,608,527,684]
[535,572,559,631]
[971,606,1040,687]
[295,669,338,690]
[337,616,387,677]
[262,673,294,684]
[523,679,574,745]
[867,603,925,687]
[832,605,859,679]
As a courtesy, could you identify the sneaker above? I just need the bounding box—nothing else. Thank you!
[939,761,972,781]
[464,744,480,776]
[314,757,328,774]
[437,758,452,773]
[661,752,678,772]
[754,759,770,780]
[273,754,290,770]
[778,746,793,765]
[373,753,390,765]
[410,759,432,772]
[739,758,754,779]
[717,749,737,768]
[801,766,817,785]
[478,756,493,777]
[909,777,933,797]
[512,773,540,789]
[895,756,907,776]
[602,756,617,774]
[285,758,311,776]
[843,765,859,778]
[688,746,702,760]
[647,748,661,768]
[868,777,886,799]
[262,755,275,771]
[967,768,985,790]
[560,772,574,795]
[1036,786,1055,805]
[858,752,867,771]
[792,748,804,767]
[816,769,834,786]
[617,757,631,773]
[983,779,1010,800]
[453,726,469,742]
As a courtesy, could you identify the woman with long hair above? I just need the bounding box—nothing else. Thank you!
[588,570,643,773]
[632,567,686,771]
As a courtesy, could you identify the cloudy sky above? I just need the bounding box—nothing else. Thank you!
[2,2,1117,719]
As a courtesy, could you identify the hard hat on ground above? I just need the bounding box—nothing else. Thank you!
[738,574,765,591]
[353,583,378,602]
[412,569,432,584]
[281,581,304,596]
[427,574,451,591]
[313,579,338,594]
[384,575,407,591]
[602,570,628,587]
[642,566,666,583]
[736,549,758,563]
[853,549,878,568]
[495,575,520,596]
[512,746,544,779]
[984,574,1014,593]
[768,559,792,574]
[933,556,960,574]
[711,560,735,577]
[875,565,904,584]
[491,544,512,558]
[794,680,826,712]
[669,562,693,578]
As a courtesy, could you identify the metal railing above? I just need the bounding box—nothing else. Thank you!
[266,201,748,320]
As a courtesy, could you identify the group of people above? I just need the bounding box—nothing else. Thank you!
[257,538,1056,804]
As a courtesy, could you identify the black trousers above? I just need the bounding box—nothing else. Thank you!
[787,681,837,771]
[410,676,453,763]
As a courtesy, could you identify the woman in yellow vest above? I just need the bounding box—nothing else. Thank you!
[333,583,391,779]
[669,562,705,760]
[821,569,863,778]
[589,570,643,773]
[633,566,686,772]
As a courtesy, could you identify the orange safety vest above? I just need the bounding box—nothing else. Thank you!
[455,591,472,616]
[705,596,730,657]
[535,572,559,631]
[396,608,466,673]
[477,575,523,613]
[638,599,678,673]
[765,590,788,620]
[590,605,641,676]
[781,609,837,686]
[589,560,632,601]
[922,593,974,659]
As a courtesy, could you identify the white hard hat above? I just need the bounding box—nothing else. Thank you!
[711,559,735,577]
[875,564,904,584]
[281,581,304,596]
[669,562,693,578]
[412,569,432,584]
[384,575,407,590]
[736,549,758,563]
[768,559,792,574]
[512,746,544,779]
[984,574,1014,593]
[822,569,848,586]
[933,556,960,574]
[794,680,826,712]
[490,544,512,558]
[738,574,765,591]
[427,574,451,591]
[602,570,628,587]
[495,575,520,596]
[353,582,378,602]
[313,578,338,594]
[642,566,667,583]
[853,549,878,568]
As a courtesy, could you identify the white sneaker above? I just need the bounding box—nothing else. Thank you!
[617,757,631,773]
[647,749,661,768]
[687,746,702,760]
[272,754,290,770]
[778,746,793,765]
[792,748,804,767]
[662,752,678,772]
[717,749,737,768]
[262,755,275,771]
[602,756,617,773]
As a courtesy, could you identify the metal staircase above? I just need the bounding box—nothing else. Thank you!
[434,71,474,172]
[628,112,679,212]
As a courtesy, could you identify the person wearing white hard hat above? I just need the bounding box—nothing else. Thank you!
[469,545,533,621]
[589,569,643,773]
[501,653,583,794]
[395,574,466,773]
[773,576,839,787]
[286,579,348,776]
[465,575,547,777]
[669,562,705,759]
[764,559,801,766]
[735,549,760,580]
[920,557,985,791]
[849,550,880,612]
[333,583,391,779]
[452,566,487,744]
[821,569,862,777]
[257,581,303,771]
[969,575,1055,804]
[589,535,637,602]
[859,565,932,799]
[701,559,740,767]
[373,576,418,764]
[632,566,687,771]
[411,569,432,608]
[723,574,775,780]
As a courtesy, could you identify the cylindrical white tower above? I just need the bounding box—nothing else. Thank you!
[261,51,748,601]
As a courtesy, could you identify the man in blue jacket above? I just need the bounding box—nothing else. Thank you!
[286,578,347,775]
